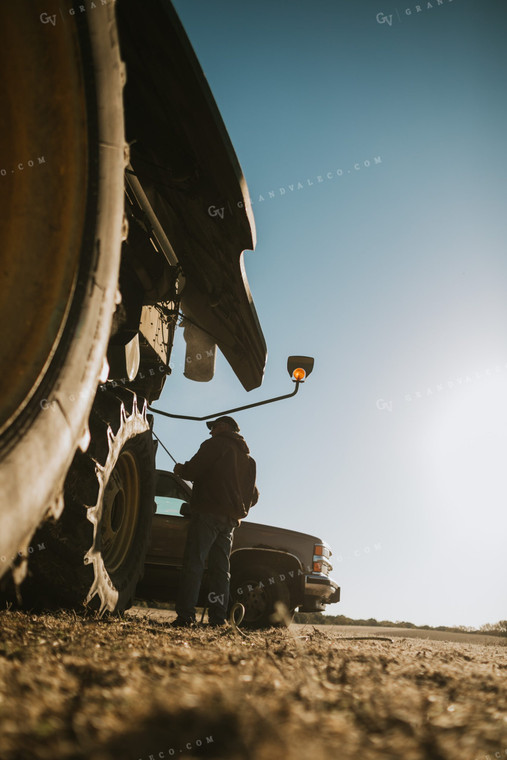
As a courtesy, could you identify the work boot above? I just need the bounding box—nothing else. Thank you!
[169,616,196,629]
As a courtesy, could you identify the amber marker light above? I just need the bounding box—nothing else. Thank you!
[287,356,314,383]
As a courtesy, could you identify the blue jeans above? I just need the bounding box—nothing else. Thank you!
[176,511,238,623]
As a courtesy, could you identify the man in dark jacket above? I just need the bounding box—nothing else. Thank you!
[171,416,258,627]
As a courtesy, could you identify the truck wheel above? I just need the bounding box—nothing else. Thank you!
[230,565,295,629]
[19,389,156,614]
[0,2,125,575]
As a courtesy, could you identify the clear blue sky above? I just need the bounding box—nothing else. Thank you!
[154,0,507,628]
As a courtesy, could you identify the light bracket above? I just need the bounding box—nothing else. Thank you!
[149,355,315,422]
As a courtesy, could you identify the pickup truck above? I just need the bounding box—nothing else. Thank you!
[135,470,341,627]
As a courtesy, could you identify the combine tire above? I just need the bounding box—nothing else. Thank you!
[19,389,156,614]
[0,2,126,576]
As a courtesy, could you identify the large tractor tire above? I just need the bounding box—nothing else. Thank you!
[18,389,156,614]
[0,3,126,574]
[230,564,295,629]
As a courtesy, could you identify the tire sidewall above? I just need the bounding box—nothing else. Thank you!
[0,7,126,574]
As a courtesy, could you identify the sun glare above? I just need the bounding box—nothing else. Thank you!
[423,372,507,525]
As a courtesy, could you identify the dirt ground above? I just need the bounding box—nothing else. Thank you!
[129,606,507,645]
[0,608,506,760]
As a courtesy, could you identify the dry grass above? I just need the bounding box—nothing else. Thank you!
[0,609,506,760]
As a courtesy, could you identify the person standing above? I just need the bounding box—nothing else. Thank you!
[171,416,258,627]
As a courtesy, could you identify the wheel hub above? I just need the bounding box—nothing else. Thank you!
[101,449,140,574]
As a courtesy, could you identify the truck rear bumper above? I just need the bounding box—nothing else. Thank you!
[301,574,340,612]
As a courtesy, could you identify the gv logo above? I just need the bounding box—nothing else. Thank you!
[208,205,225,219]
[40,12,57,25]
[208,591,225,605]
[376,12,393,25]
[376,398,393,412]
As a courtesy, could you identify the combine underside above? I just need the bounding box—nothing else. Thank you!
[0,0,266,612]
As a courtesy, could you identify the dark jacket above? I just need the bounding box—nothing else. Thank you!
[178,430,258,519]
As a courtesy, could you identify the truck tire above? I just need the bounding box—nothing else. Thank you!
[0,3,126,575]
[18,389,156,614]
[230,564,295,629]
